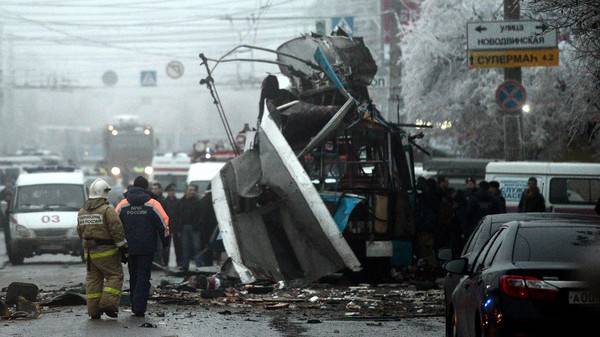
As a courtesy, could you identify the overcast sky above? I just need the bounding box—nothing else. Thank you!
[1,0,318,87]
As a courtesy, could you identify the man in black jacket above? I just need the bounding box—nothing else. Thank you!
[466,181,501,234]
[518,177,546,212]
[163,184,181,267]
[177,185,203,272]
[489,181,507,214]
[116,177,169,317]
[151,182,170,267]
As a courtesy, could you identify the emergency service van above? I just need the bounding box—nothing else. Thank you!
[485,161,600,214]
[187,162,226,195]
[6,167,86,264]
[149,153,191,198]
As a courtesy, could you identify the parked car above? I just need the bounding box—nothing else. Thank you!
[442,212,600,337]
[446,220,600,337]
[6,167,86,264]
[485,161,600,214]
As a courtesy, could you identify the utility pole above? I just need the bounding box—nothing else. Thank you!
[503,0,523,160]
[6,35,15,154]
[0,23,5,155]
[388,0,403,123]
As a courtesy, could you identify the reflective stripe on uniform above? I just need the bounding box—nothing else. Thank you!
[87,292,102,299]
[103,287,121,296]
[115,240,127,247]
[89,248,119,259]
[115,199,129,215]
[145,199,171,236]
[78,214,103,226]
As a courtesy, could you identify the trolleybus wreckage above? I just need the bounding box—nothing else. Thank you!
[198,30,428,285]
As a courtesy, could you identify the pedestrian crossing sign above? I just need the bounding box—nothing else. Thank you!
[140,71,157,87]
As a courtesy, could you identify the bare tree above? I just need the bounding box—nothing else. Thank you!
[529,0,600,80]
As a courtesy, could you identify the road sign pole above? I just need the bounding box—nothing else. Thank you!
[503,0,523,161]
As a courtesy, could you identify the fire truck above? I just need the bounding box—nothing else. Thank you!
[102,115,154,184]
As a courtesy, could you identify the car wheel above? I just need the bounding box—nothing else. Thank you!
[8,249,24,265]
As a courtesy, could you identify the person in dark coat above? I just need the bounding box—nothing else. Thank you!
[489,181,507,214]
[436,176,454,253]
[415,178,440,269]
[451,189,469,254]
[595,197,600,216]
[177,185,203,272]
[464,177,478,198]
[151,182,170,267]
[116,177,169,317]
[163,184,181,267]
[466,181,500,236]
[198,186,218,266]
[518,177,546,212]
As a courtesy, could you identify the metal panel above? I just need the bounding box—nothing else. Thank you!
[211,109,361,284]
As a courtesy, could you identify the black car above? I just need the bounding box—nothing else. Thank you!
[441,213,600,336]
[446,220,600,337]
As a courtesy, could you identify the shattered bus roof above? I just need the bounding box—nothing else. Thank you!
[276,35,378,88]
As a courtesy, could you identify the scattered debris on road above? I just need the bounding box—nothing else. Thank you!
[6,282,39,305]
[1,272,443,322]
[42,292,87,307]
[148,278,443,320]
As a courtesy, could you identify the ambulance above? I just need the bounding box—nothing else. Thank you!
[485,161,600,214]
[149,153,191,198]
[6,167,86,264]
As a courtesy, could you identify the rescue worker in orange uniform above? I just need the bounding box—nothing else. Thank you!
[77,178,128,319]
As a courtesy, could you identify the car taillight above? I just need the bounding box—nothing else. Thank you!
[500,275,559,301]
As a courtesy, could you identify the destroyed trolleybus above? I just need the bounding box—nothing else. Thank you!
[205,31,418,284]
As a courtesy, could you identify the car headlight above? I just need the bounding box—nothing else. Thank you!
[144,166,154,175]
[111,166,121,176]
[13,224,34,238]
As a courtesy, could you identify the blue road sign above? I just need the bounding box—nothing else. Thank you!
[331,16,354,36]
[140,70,157,87]
[496,80,527,113]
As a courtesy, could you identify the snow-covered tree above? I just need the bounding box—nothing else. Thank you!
[529,0,600,81]
[401,0,600,160]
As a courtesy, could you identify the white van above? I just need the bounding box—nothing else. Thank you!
[485,162,600,214]
[149,153,191,198]
[7,168,86,264]
[186,162,226,195]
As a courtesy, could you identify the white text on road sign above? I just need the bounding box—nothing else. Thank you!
[467,20,557,51]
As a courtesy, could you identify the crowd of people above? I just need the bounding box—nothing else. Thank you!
[413,175,548,271]
[148,181,220,272]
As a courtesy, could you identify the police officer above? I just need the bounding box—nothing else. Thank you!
[77,178,128,319]
[116,176,169,317]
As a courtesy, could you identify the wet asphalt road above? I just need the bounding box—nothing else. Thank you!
[0,233,444,336]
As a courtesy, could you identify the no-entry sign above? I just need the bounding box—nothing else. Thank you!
[166,60,184,79]
[496,80,527,113]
